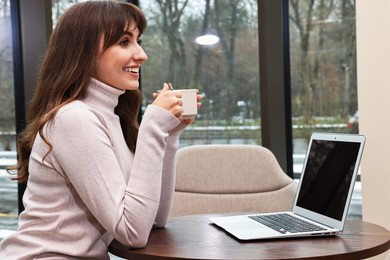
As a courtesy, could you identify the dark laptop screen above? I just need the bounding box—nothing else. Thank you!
[296,140,361,220]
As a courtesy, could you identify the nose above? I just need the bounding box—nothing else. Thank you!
[134,44,148,63]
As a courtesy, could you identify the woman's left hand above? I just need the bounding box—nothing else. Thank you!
[153,85,202,125]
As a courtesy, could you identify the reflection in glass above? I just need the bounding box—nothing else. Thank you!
[195,34,220,46]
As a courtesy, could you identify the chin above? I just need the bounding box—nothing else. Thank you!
[119,82,139,90]
[127,85,140,90]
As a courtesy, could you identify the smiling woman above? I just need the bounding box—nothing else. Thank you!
[0,1,200,259]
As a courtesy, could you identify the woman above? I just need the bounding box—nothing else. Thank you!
[0,1,200,259]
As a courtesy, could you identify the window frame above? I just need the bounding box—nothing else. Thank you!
[11,0,52,213]
[258,0,293,177]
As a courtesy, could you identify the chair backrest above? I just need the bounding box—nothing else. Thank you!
[170,144,298,217]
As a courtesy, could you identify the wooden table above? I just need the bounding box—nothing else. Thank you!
[109,213,390,259]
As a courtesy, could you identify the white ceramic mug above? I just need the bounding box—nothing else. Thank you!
[173,89,198,119]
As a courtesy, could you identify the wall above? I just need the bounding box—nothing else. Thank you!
[356,1,390,259]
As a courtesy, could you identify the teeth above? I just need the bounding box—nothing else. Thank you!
[124,67,139,73]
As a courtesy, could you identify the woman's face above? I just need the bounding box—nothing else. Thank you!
[95,23,148,90]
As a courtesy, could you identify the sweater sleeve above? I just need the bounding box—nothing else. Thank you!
[153,131,180,227]
[48,104,180,248]
[153,120,191,226]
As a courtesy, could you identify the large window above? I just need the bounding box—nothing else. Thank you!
[0,0,18,236]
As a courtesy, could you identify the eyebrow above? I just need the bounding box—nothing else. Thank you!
[122,30,142,39]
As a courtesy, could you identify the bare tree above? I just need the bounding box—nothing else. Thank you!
[340,0,357,117]
[289,0,358,121]
[191,0,211,88]
[290,0,316,120]
[155,0,189,84]
[213,0,249,119]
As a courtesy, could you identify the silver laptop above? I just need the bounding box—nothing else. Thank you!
[209,132,366,240]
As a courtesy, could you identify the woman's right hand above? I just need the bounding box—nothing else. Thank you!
[152,83,183,119]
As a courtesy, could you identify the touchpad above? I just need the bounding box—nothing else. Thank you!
[222,221,265,231]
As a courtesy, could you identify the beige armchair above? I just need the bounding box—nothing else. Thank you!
[170,144,298,217]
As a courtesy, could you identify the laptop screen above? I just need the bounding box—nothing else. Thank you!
[296,139,361,221]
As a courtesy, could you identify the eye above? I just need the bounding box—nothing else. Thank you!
[119,38,129,46]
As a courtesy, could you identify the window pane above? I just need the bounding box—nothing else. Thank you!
[289,0,359,217]
[140,0,261,147]
[0,0,18,236]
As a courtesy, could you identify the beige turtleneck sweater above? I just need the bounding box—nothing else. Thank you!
[0,78,184,259]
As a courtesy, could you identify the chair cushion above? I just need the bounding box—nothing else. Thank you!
[175,145,294,194]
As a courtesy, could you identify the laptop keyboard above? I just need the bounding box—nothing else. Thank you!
[249,213,327,234]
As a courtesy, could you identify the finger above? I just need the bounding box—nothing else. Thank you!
[173,91,182,98]
[176,109,184,120]
[158,83,170,93]
[163,83,171,91]
[154,83,171,97]
[181,118,193,125]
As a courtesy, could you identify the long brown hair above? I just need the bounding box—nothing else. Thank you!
[10,1,146,182]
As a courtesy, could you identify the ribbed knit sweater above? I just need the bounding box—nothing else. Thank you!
[0,78,183,259]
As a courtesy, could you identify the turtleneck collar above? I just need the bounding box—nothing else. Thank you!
[84,78,125,114]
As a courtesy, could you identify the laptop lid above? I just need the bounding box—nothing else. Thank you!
[292,132,365,231]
